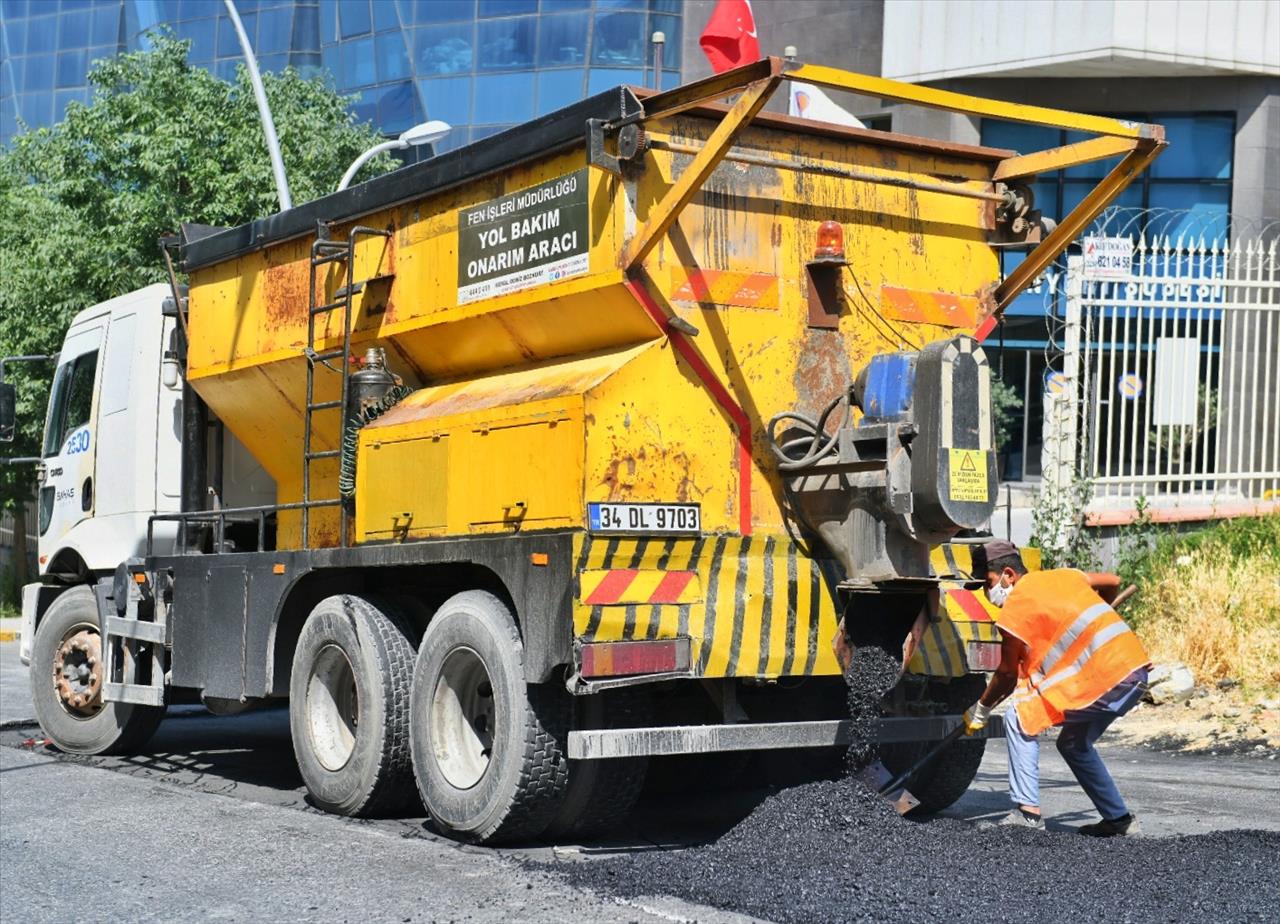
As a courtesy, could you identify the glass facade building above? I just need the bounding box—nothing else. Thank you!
[1,0,683,149]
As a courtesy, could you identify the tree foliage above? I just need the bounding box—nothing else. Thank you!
[0,34,393,513]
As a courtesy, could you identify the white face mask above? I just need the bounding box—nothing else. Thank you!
[987,579,1011,608]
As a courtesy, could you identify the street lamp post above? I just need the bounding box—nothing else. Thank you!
[337,121,452,191]
[223,0,292,211]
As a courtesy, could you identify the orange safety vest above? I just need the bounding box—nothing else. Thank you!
[995,569,1150,736]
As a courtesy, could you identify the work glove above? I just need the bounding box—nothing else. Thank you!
[963,701,992,736]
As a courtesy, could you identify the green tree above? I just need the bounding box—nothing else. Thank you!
[0,34,394,603]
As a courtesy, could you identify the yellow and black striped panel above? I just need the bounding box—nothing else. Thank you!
[930,541,1043,579]
[906,585,1003,678]
[571,533,844,679]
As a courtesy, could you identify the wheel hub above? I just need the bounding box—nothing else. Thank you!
[52,629,104,717]
[430,647,496,790]
[306,644,360,772]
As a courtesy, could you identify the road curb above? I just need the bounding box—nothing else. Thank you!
[1,717,39,730]
[0,630,19,642]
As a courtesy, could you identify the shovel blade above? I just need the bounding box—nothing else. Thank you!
[858,760,921,815]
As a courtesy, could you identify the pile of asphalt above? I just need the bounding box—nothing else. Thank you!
[553,644,1278,921]
[561,777,1280,922]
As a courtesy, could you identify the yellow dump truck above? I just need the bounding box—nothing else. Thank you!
[7,59,1163,843]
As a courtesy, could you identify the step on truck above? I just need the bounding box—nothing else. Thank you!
[2,59,1164,843]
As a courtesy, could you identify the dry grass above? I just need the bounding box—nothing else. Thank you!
[1127,519,1280,693]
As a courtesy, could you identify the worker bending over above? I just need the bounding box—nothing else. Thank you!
[962,540,1150,836]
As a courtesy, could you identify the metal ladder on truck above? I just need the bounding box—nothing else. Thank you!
[301,224,392,548]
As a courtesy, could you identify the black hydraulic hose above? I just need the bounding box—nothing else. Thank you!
[767,387,853,472]
[338,384,414,499]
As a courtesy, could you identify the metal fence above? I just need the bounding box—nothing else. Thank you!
[1040,211,1279,519]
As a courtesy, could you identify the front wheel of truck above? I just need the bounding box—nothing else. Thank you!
[409,590,569,844]
[289,594,418,818]
[29,585,165,755]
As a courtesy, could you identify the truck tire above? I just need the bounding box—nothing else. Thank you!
[880,674,987,814]
[409,590,569,844]
[29,585,165,755]
[289,594,417,818]
[543,687,651,841]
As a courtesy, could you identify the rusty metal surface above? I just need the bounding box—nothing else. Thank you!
[51,628,103,716]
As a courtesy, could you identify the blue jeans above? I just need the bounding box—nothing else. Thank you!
[1005,669,1147,820]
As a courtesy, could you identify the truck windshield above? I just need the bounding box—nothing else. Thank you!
[41,351,98,457]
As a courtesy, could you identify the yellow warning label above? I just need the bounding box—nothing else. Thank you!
[948,449,989,503]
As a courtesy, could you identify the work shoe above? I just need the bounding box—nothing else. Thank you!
[1078,814,1141,838]
[979,809,1044,831]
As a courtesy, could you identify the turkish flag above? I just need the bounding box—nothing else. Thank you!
[699,0,761,73]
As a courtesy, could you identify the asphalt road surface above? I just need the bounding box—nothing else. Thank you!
[3,639,1278,922]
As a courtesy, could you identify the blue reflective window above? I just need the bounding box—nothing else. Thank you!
[1,0,27,18]
[321,42,339,76]
[17,91,52,129]
[477,17,533,70]
[478,0,535,15]
[591,12,644,66]
[374,30,410,80]
[541,0,589,10]
[293,4,319,49]
[350,88,378,125]
[340,0,372,38]
[587,67,642,95]
[374,0,401,32]
[536,68,583,116]
[24,55,53,92]
[1152,115,1233,179]
[25,15,58,54]
[375,79,419,132]
[651,0,682,11]
[59,10,90,47]
[55,49,86,89]
[89,3,119,44]
[216,14,239,57]
[409,0,474,23]
[339,34,376,86]
[320,0,337,41]
[176,19,215,61]
[257,7,293,54]
[537,13,587,66]
[259,52,288,73]
[596,0,647,8]
[980,120,1057,155]
[473,71,533,123]
[413,22,473,74]
[4,18,26,55]
[418,75,471,126]
[179,1,222,18]
[60,0,91,12]
[1147,185,1230,240]
[651,13,680,69]
[214,58,240,81]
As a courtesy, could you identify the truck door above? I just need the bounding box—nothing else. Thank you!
[38,324,103,572]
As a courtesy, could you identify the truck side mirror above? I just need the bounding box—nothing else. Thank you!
[0,382,16,442]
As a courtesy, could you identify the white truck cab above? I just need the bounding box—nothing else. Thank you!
[11,284,271,663]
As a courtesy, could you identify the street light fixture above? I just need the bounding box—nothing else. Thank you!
[337,121,452,191]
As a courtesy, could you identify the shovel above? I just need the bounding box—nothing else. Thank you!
[864,723,967,815]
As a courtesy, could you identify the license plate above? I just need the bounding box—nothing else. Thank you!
[588,502,701,534]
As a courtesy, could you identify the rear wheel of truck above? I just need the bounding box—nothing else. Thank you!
[289,594,418,818]
[29,585,165,755]
[880,674,987,814]
[409,590,569,844]
[543,687,651,841]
